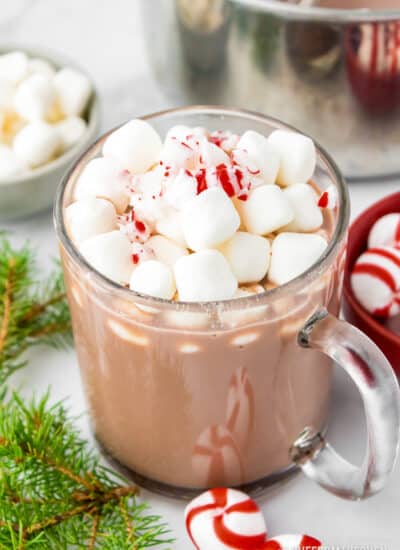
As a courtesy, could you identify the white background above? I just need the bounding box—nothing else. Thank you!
[1,1,400,548]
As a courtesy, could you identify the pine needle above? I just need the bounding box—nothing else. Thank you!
[0,236,72,386]
[0,392,174,549]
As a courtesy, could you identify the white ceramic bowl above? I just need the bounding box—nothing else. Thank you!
[0,46,100,221]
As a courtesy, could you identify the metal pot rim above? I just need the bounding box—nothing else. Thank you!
[230,0,400,23]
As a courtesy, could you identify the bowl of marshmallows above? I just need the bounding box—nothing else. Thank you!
[343,192,400,373]
[0,47,99,221]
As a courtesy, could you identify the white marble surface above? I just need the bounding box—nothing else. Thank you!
[1,1,400,548]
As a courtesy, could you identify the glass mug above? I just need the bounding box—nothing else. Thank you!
[55,107,400,500]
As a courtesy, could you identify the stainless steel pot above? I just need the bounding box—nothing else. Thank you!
[141,0,400,180]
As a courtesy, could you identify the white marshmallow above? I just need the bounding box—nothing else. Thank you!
[235,130,280,185]
[159,136,196,172]
[130,260,176,300]
[0,79,14,109]
[147,235,188,267]
[28,58,56,78]
[103,119,162,174]
[14,74,56,121]
[130,168,165,224]
[220,231,271,283]
[368,213,400,249]
[164,169,197,210]
[13,122,61,168]
[174,250,237,302]
[267,129,316,186]
[0,51,28,84]
[156,206,187,247]
[131,167,163,197]
[191,126,208,138]
[165,125,191,142]
[131,242,155,267]
[269,232,328,286]
[210,130,240,152]
[235,185,294,235]
[65,198,117,243]
[79,230,133,284]
[56,116,87,152]
[0,145,26,180]
[200,140,230,167]
[283,183,323,232]
[351,247,400,318]
[54,68,92,116]
[165,125,207,142]
[74,157,130,214]
[181,187,240,251]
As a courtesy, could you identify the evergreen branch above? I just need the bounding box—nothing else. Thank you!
[0,392,173,549]
[0,237,72,385]
[0,258,15,353]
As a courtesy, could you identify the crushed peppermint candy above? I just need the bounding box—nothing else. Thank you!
[318,184,338,209]
[118,209,151,243]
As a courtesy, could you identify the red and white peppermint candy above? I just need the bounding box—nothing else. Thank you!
[130,242,154,267]
[351,246,400,318]
[226,367,255,447]
[210,130,240,153]
[208,163,249,198]
[118,209,151,244]
[185,488,268,550]
[317,184,337,210]
[192,425,244,487]
[264,534,321,549]
[368,213,400,249]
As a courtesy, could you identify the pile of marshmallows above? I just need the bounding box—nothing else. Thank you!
[66,118,334,302]
[0,50,92,179]
[185,487,322,549]
[351,212,400,319]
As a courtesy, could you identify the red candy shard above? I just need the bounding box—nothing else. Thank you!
[317,191,329,208]
[135,220,146,233]
[194,168,208,195]
[216,163,236,197]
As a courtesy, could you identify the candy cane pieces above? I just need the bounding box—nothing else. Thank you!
[263,534,322,549]
[351,246,400,318]
[317,184,337,210]
[185,488,268,550]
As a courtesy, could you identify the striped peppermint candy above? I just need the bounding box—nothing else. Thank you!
[185,488,268,550]
[368,213,400,249]
[351,246,400,318]
[264,534,321,549]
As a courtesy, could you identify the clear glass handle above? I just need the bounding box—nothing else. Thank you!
[290,309,400,500]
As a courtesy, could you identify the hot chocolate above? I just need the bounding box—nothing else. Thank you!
[58,110,345,494]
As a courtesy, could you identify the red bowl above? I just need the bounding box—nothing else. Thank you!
[343,191,400,375]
